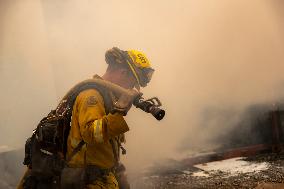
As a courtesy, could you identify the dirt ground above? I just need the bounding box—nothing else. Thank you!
[1,149,284,189]
[131,153,284,189]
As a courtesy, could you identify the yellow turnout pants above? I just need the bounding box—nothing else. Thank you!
[85,172,119,189]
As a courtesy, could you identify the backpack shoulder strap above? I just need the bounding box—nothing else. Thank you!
[66,140,86,163]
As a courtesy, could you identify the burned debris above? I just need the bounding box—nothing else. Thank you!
[133,106,284,189]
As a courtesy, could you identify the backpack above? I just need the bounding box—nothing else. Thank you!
[23,79,113,178]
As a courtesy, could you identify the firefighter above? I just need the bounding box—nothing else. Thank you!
[63,47,154,189]
[17,47,154,189]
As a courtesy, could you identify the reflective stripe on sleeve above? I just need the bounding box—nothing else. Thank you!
[93,119,104,143]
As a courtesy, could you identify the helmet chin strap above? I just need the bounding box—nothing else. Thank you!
[126,59,141,87]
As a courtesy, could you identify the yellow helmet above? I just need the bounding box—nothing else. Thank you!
[105,47,154,88]
[125,49,154,88]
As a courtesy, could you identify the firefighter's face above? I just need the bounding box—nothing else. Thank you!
[114,68,137,89]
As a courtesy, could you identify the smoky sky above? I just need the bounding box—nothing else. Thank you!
[0,0,284,175]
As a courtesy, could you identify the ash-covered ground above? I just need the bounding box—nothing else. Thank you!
[2,148,284,189]
[131,153,284,189]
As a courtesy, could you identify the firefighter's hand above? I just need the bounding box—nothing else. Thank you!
[112,90,142,115]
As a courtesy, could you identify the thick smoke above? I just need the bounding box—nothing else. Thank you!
[1,0,284,185]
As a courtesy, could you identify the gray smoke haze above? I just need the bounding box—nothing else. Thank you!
[1,0,284,181]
